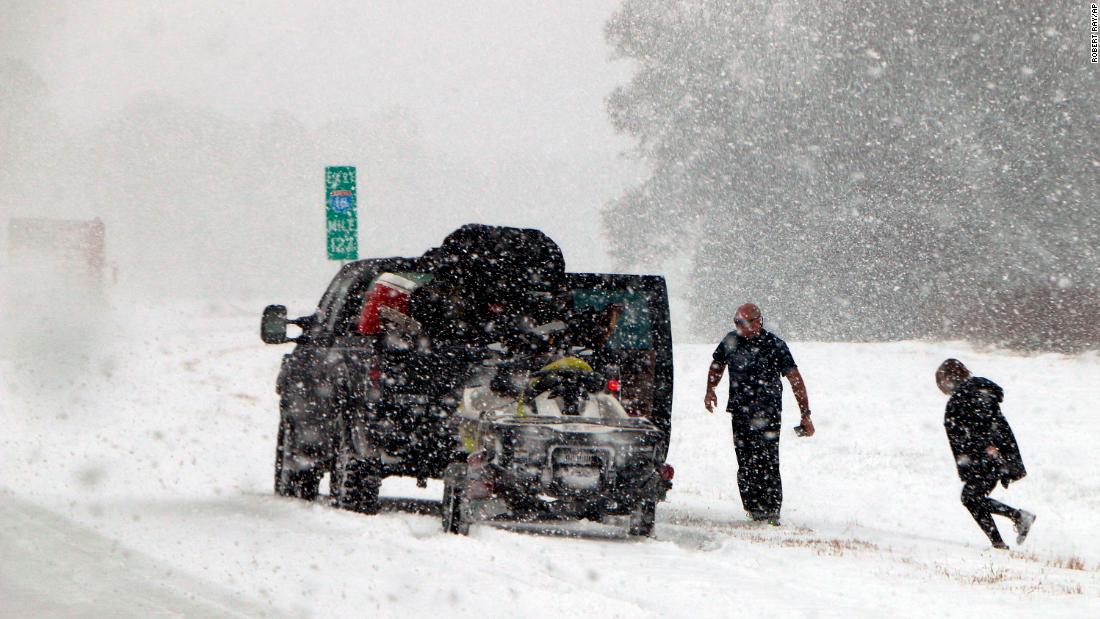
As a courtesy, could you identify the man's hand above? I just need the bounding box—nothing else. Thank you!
[705,360,724,414]
[798,411,815,437]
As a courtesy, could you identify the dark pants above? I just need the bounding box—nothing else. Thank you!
[731,416,782,518]
[961,474,1020,546]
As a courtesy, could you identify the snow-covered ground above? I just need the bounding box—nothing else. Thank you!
[2,300,1098,618]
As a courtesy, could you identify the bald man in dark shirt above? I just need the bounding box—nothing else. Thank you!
[704,303,813,525]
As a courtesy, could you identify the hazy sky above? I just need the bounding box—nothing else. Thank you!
[2,1,643,299]
[6,1,632,162]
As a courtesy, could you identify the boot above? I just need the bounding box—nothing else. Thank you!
[1014,510,1036,546]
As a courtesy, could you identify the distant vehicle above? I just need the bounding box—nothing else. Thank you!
[260,224,674,528]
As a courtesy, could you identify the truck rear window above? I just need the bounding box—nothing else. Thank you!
[570,289,653,350]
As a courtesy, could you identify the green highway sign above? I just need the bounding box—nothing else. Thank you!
[325,166,358,261]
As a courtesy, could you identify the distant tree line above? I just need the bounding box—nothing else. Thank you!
[0,56,432,300]
[603,0,1099,351]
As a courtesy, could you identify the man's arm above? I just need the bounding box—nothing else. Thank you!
[704,360,725,413]
[784,367,814,436]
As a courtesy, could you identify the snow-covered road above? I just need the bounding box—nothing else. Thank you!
[2,301,1098,617]
[0,491,274,618]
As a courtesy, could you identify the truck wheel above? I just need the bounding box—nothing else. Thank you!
[274,418,323,500]
[274,421,288,495]
[331,419,381,514]
[628,499,656,537]
[441,463,470,535]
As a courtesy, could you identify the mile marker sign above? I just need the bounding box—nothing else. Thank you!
[325,166,358,261]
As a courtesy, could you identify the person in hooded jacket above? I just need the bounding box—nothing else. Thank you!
[936,359,1036,549]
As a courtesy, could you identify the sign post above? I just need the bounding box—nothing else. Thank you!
[325,166,358,261]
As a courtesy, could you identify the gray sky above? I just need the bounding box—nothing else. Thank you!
[14,1,629,160]
[2,1,643,299]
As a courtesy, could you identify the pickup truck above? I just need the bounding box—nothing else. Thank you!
[260,224,673,516]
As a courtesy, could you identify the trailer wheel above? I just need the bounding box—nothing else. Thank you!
[441,463,470,535]
[628,499,656,537]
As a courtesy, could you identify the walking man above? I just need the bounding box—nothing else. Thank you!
[936,358,1036,549]
[704,303,813,525]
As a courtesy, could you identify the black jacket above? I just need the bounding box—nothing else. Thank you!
[944,377,1027,484]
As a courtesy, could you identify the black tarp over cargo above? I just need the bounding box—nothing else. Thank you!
[412,224,567,349]
[422,224,565,298]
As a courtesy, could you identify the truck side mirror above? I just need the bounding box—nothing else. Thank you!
[261,304,290,344]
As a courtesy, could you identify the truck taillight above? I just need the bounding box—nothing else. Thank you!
[356,273,421,335]
[659,463,675,481]
[368,359,381,390]
[606,379,620,392]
